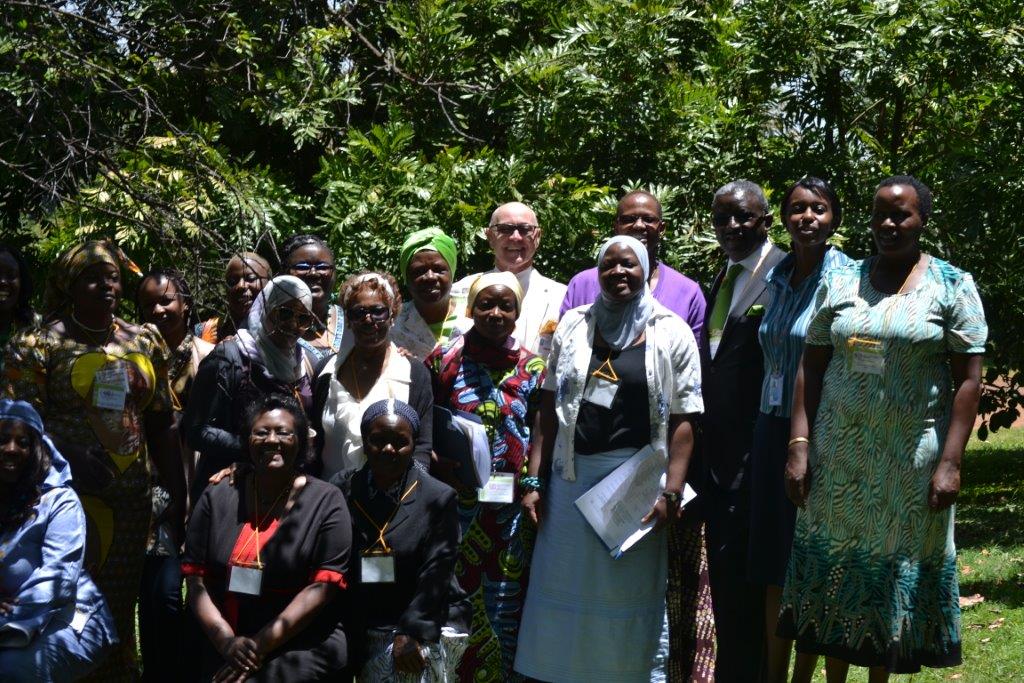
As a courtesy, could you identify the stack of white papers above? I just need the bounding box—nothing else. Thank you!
[574,445,697,557]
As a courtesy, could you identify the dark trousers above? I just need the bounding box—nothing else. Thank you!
[139,555,183,682]
[705,480,765,682]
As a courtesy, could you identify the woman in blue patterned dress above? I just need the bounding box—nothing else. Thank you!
[748,177,852,682]
[426,272,545,682]
[780,176,987,681]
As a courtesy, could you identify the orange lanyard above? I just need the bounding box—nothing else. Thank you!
[231,480,291,569]
[351,480,419,554]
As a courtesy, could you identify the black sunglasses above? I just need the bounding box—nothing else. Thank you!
[347,305,391,323]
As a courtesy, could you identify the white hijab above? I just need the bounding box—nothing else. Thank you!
[238,275,314,383]
[592,235,655,350]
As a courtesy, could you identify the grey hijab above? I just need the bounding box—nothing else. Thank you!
[237,275,314,383]
[592,235,654,350]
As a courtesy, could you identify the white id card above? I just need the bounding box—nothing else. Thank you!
[477,472,515,504]
[583,376,619,409]
[228,564,263,596]
[768,373,784,407]
[537,333,554,359]
[93,364,128,411]
[849,339,884,376]
[361,554,396,583]
[70,607,91,634]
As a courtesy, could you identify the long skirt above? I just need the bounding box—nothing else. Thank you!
[514,449,669,682]
[358,628,468,682]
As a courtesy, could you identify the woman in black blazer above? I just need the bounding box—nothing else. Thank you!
[334,398,468,681]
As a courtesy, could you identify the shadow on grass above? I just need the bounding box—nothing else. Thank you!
[957,438,1024,550]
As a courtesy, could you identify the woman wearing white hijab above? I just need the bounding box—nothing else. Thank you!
[514,235,704,682]
[184,275,319,501]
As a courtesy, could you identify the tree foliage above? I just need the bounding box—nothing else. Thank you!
[2,0,1022,430]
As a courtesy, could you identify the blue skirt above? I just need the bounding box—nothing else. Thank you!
[514,449,668,683]
[747,412,798,586]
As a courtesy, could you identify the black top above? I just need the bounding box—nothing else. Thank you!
[574,343,650,455]
[182,475,352,679]
[309,356,434,477]
[333,464,468,659]
[184,339,316,475]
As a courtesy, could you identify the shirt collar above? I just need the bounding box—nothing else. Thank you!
[728,239,773,273]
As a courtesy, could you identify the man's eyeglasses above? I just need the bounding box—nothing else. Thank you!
[347,305,391,323]
[490,223,538,237]
[711,211,763,228]
[289,262,335,275]
[274,307,315,328]
[616,214,662,227]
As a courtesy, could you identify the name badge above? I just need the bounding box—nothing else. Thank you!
[768,373,784,407]
[477,472,516,504]
[583,376,618,409]
[228,564,263,596]
[848,338,884,376]
[537,333,554,359]
[93,364,128,411]
[70,607,91,634]
[361,553,396,583]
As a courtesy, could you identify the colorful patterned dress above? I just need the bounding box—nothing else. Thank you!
[3,321,173,681]
[426,330,545,682]
[778,257,988,673]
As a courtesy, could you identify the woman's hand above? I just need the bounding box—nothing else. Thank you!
[392,634,427,675]
[521,490,543,526]
[212,664,252,683]
[0,598,17,615]
[429,452,473,495]
[929,461,961,510]
[784,443,811,508]
[209,462,251,486]
[219,635,262,673]
[641,496,678,532]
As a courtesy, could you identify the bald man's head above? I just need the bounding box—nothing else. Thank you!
[486,202,541,274]
[614,191,665,264]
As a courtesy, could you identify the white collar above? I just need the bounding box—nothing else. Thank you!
[728,239,772,273]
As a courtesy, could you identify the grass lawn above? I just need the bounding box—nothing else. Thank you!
[797,428,1024,682]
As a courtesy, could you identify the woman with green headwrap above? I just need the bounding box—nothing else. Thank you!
[390,228,471,360]
[3,240,185,682]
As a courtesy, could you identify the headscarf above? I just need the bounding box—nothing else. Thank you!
[43,240,140,315]
[359,398,420,436]
[0,399,70,491]
[399,228,458,281]
[592,235,655,350]
[465,271,524,317]
[238,275,314,383]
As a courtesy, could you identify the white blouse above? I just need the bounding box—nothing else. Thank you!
[543,301,704,481]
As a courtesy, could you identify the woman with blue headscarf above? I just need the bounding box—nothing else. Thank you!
[514,235,704,682]
[0,399,117,681]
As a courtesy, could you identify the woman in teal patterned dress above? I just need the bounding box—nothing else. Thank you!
[780,176,987,681]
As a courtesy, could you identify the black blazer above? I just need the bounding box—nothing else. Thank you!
[700,242,787,492]
[334,464,468,654]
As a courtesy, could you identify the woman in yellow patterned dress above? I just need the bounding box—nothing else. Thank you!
[2,241,185,681]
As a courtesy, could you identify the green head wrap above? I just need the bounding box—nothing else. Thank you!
[399,228,458,283]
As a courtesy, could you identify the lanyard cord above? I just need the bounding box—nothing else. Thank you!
[351,480,420,554]
[232,479,293,569]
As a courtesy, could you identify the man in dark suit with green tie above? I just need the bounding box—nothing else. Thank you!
[700,180,787,681]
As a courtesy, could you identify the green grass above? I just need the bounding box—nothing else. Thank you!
[797,428,1024,682]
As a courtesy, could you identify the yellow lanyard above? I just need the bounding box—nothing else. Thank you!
[232,480,291,569]
[850,256,926,350]
[351,480,419,554]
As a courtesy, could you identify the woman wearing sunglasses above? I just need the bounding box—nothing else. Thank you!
[309,272,434,481]
[280,234,345,363]
[185,275,319,501]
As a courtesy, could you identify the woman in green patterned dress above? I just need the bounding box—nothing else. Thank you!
[3,241,185,681]
[780,177,987,682]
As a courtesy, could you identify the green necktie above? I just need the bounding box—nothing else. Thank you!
[709,263,744,338]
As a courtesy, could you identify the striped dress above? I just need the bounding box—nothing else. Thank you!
[778,257,988,673]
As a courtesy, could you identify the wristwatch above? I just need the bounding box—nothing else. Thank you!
[661,490,682,505]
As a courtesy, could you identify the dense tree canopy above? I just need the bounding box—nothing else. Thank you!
[2,0,1022,431]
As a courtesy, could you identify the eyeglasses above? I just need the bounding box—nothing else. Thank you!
[251,428,296,440]
[274,307,315,328]
[347,305,391,323]
[289,262,335,275]
[616,214,661,227]
[490,223,538,237]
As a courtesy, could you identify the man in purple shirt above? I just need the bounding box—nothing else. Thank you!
[559,190,707,339]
